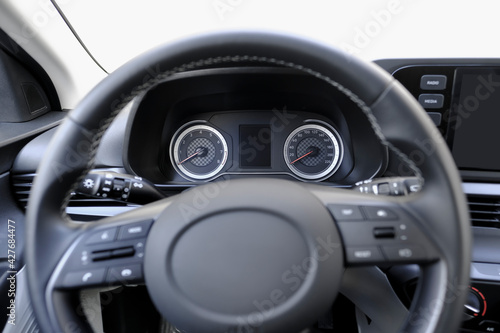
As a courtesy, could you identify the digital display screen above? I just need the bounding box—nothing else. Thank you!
[451,68,500,171]
[239,125,272,167]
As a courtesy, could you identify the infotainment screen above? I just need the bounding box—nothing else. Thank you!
[450,68,500,171]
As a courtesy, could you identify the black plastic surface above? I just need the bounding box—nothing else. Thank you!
[0,111,64,174]
[11,109,128,175]
[0,49,51,122]
[390,65,455,137]
[0,28,60,112]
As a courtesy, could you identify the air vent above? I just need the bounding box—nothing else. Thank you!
[11,173,35,209]
[467,194,500,228]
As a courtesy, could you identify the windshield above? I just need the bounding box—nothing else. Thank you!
[58,0,499,72]
[0,0,497,108]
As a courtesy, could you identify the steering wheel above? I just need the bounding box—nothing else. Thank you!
[26,32,471,333]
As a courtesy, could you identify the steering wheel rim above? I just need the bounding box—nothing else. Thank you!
[26,32,471,333]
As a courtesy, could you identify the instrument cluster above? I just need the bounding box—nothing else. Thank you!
[166,111,347,182]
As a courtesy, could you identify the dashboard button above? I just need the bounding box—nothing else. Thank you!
[420,75,447,90]
[86,228,118,245]
[362,206,398,220]
[118,220,153,240]
[328,205,364,221]
[427,112,442,126]
[418,94,444,109]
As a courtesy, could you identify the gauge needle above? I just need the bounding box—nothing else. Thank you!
[178,149,203,165]
[291,150,315,164]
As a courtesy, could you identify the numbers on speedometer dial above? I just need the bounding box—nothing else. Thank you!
[171,124,228,181]
[284,124,343,180]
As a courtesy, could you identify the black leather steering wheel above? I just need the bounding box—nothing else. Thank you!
[26,32,471,333]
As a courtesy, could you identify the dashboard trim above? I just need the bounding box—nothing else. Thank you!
[463,182,500,196]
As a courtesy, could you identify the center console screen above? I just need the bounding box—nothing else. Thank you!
[450,68,500,171]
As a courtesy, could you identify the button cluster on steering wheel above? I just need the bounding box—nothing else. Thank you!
[328,204,438,265]
[56,220,153,289]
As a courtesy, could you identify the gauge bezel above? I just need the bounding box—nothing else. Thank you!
[283,123,343,180]
[170,123,228,181]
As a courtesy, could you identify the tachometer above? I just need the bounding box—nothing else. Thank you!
[284,124,343,180]
[171,124,228,181]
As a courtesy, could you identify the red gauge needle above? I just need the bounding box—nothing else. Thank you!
[178,149,203,165]
[291,150,315,164]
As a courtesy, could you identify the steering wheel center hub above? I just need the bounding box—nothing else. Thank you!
[171,210,309,314]
[144,179,343,332]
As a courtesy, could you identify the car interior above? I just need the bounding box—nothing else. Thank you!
[0,1,498,333]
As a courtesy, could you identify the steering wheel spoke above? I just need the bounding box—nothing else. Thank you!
[307,185,441,267]
[49,200,168,291]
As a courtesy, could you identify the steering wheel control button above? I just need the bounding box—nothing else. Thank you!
[107,264,143,284]
[118,220,153,240]
[373,227,396,239]
[346,247,384,263]
[63,268,106,288]
[134,241,145,258]
[90,246,136,262]
[328,204,364,221]
[420,75,447,90]
[91,250,113,261]
[86,228,118,245]
[362,206,398,220]
[111,247,136,258]
[381,245,425,262]
[418,94,444,109]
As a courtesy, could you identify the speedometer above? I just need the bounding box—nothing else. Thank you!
[284,124,343,180]
[170,124,228,181]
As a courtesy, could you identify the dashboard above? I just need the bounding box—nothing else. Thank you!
[389,62,500,178]
[379,59,500,333]
[124,67,387,187]
[8,58,500,333]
